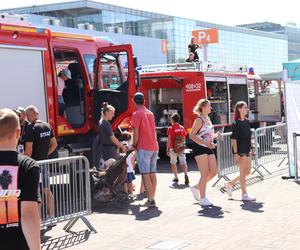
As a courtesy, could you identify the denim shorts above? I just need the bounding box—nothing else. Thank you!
[137,149,158,174]
[127,172,136,183]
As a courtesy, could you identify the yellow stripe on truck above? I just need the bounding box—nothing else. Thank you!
[0,25,38,33]
[52,32,94,41]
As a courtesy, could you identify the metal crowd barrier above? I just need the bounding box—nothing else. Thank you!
[253,124,288,175]
[213,132,236,186]
[293,133,300,180]
[38,156,97,233]
[214,124,287,186]
[213,129,260,187]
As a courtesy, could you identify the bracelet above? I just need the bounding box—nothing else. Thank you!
[233,152,238,155]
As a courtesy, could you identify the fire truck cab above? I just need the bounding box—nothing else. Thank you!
[0,14,137,159]
[139,62,257,148]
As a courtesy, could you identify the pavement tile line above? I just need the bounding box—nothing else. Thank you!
[147,240,190,250]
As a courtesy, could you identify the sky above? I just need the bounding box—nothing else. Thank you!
[1,0,299,27]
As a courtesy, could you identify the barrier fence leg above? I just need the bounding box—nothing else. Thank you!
[63,217,97,233]
[212,175,230,187]
[63,217,79,232]
[252,164,271,176]
[277,157,286,168]
[80,216,98,233]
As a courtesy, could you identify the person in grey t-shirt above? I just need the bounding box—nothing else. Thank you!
[98,102,126,161]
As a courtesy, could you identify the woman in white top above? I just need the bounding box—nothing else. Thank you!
[189,99,221,206]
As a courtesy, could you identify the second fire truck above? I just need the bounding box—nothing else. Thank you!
[139,62,282,148]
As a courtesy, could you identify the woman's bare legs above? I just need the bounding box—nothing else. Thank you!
[195,155,209,199]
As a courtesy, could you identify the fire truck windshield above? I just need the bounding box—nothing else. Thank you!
[98,52,128,90]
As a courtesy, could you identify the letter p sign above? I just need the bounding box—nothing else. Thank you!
[192,29,219,45]
[197,31,206,41]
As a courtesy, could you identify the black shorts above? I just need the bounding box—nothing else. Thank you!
[192,143,215,157]
[238,153,250,157]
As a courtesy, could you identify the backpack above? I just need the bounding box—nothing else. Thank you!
[173,131,186,154]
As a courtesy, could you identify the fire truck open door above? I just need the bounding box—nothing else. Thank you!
[94,44,136,130]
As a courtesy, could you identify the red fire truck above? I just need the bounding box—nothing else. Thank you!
[0,14,138,158]
[139,62,265,148]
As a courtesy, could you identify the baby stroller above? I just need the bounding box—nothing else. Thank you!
[91,150,134,207]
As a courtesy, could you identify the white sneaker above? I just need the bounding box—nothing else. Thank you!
[190,185,200,201]
[199,197,213,206]
[224,182,233,197]
[242,193,256,201]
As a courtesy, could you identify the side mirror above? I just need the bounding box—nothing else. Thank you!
[133,56,138,68]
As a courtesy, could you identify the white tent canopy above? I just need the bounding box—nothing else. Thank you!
[260,71,283,81]
[283,60,300,177]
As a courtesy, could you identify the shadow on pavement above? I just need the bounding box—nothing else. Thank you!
[240,201,264,213]
[135,206,163,221]
[198,206,225,219]
[41,230,91,250]
[169,183,189,189]
[93,202,162,221]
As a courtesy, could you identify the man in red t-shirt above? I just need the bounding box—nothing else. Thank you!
[132,92,159,207]
[167,113,189,185]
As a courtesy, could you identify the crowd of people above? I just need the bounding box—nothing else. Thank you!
[0,105,57,250]
[94,92,256,207]
[0,89,256,249]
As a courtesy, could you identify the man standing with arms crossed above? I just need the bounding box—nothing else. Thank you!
[132,92,159,207]
[0,109,40,250]
[14,107,29,154]
[24,105,57,220]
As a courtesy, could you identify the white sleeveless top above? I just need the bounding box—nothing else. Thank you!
[196,116,215,148]
[126,152,134,173]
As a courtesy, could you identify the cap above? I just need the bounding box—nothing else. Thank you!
[15,107,26,114]
[59,69,72,79]
[133,92,144,104]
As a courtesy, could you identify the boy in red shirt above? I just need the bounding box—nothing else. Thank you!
[167,113,189,185]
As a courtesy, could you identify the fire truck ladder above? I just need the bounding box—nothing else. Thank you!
[139,62,248,74]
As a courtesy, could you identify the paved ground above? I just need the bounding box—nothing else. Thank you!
[41,157,300,250]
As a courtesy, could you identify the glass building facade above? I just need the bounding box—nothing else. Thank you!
[239,22,300,62]
[2,0,288,74]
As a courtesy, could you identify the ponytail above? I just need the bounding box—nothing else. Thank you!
[101,102,115,116]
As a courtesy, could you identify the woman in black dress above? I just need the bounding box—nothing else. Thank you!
[98,102,127,161]
[224,101,256,201]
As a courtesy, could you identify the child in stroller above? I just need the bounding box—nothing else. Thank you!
[91,150,134,204]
